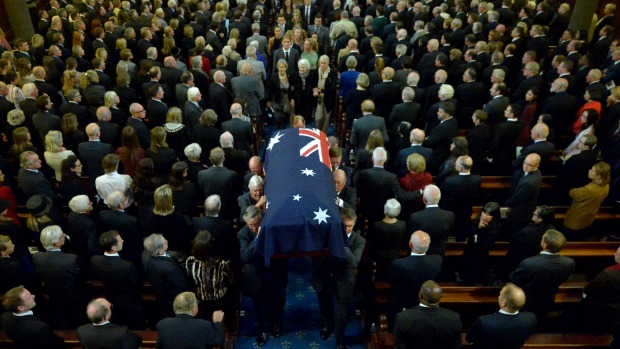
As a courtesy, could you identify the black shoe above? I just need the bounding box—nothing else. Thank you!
[256,332,268,346]
[271,323,281,338]
[336,343,348,349]
[320,326,333,340]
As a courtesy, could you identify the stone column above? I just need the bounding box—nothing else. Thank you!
[568,0,599,41]
[4,0,35,41]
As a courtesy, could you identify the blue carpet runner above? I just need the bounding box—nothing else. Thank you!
[234,257,365,348]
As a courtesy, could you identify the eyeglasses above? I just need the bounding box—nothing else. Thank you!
[136,109,146,113]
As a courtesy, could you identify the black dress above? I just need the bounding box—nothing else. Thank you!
[146,148,177,180]
[60,173,94,205]
[164,123,188,160]
[459,217,500,284]
[63,130,88,153]
[371,219,407,281]
[344,89,371,130]
[172,182,198,217]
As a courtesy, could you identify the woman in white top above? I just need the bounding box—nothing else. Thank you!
[95,153,133,206]
[43,130,75,181]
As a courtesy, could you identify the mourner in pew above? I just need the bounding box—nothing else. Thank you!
[1,285,65,349]
[77,298,142,349]
[466,283,537,349]
[510,229,575,322]
[392,280,462,349]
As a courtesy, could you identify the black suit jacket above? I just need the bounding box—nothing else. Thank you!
[60,102,91,130]
[78,140,113,187]
[208,83,233,124]
[98,210,143,268]
[512,140,555,172]
[17,168,55,201]
[90,255,144,328]
[505,169,542,228]
[0,312,65,349]
[337,185,357,211]
[371,81,404,119]
[423,117,459,169]
[388,102,421,133]
[466,311,537,349]
[197,167,241,221]
[156,314,225,348]
[489,120,524,163]
[354,167,421,223]
[146,98,169,128]
[392,145,433,178]
[455,81,485,126]
[77,323,142,349]
[221,118,253,153]
[440,174,481,226]
[143,254,190,319]
[510,253,575,317]
[32,251,84,306]
[350,114,389,150]
[407,207,454,257]
[388,254,442,322]
[97,121,120,149]
[126,117,150,148]
[393,306,462,349]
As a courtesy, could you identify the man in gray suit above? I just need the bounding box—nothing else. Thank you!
[231,63,265,117]
[237,45,267,81]
[246,23,268,55]
[483,82,510,125]
[272,36,300,74]
[184,87,203,141]
[307,15,331,55]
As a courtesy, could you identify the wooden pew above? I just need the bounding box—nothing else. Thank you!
[369,317,613,349]
[443,241,619,258]
[0,330,234,349]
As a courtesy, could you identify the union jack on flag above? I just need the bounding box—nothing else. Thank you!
[256,128,346,265]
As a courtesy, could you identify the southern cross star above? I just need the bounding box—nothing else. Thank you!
[267,132,283,151]
[301,168,315,176]
[313,207,330,224]
[293,194,302,201]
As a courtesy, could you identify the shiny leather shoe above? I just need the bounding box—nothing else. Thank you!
[320,326,333,340]
[271,323,281,338]
[256,332,268,347]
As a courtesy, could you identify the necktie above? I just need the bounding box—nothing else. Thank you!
[285,51,289,60]
[307,6,311,23]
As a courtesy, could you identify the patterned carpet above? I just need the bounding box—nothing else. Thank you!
[234,258,366,349]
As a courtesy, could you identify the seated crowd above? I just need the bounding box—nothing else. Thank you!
[0,0,620,348]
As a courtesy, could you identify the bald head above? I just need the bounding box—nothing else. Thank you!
[86,298,111,323]
[85,123,100,139]
[419,280,442,305]
[456,155,473,173]
[531,123,549,141]
[499,283,526,313]
[523,153,541,173]
[410,128,425,144]
[409,230,431,253]
[96,106,111,121]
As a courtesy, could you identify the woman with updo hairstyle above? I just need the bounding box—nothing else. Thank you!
[31,34,46,66]
[44,130,75,181]
[148,184,193,262]
[61,113,88,153]
[116,126,146,178]
[62,70,80,96]
[146,126,178,180]
[181,25,195,55]
[517,86,539,146]
[371,198,408,280]
[114,73,138,110]
[564,161,611,240]
[82,70,106,113]
[168,161,197,217]
[459,201,501,284]
[184,230,234,321]
[10,126,37,160]
[164,107,188,160]
[60,155,93,205]
[369,56,386,86]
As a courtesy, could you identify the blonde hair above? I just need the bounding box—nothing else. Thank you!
[153,184,174,216]
[150,126,168,153]
[44,130,63,153]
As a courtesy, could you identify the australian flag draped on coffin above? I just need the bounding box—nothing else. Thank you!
[257,128,346,265]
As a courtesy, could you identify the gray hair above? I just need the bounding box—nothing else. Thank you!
[248,175,264,190]
[187,87,200,101]
[372,147,387,163]
[40,225,63,251]
[68,195,90,213]
[423,184,441,205]
[143,233,166,256]
[243,205,263,222]
[384,199,401,218]
[204,195,221,216]
[220,131,234,148]
[173,292,198,315]
[298,59,310,70]
[438,84,454,99]
[184,143,202,160]
[107,190,126,210]
[402,87,415,102]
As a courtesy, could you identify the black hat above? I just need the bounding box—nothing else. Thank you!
[26,195,52,217]
[0,199,9,213]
